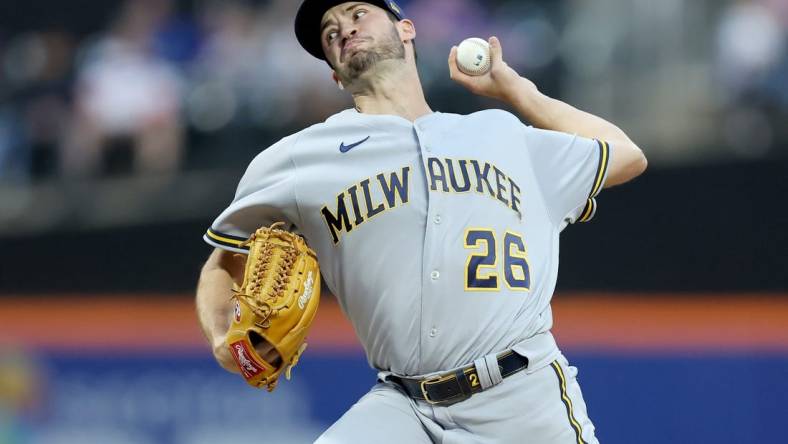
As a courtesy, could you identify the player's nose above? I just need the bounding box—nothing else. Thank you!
[341,27,358,44]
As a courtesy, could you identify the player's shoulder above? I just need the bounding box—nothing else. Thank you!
[297,108,360,133]
[249,132,300,165]
[468,108,521,122]
[247,109,359,166]
[239,135,296,183]
[463,110,570,142]
[285,108,361,146]
[442,108,523,128]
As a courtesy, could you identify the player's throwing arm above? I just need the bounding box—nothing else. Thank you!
[449,36,647,184]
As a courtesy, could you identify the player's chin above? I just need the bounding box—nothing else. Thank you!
[339,47,365,65]
[346,50,380,75]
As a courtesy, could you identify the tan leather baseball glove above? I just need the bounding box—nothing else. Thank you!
[225,223,320,391]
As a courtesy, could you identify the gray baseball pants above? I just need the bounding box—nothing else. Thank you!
[314,353,599,444]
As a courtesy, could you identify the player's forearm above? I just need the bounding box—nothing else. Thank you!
[196,249,243,372]
[508,79,623,141]
[196,268,233,345]
[506,78,647,187]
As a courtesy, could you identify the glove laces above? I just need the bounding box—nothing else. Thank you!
[231,223,299,329]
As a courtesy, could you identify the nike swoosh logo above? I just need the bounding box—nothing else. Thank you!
[339,136,371,153]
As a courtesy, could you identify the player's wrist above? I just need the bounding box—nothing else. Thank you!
[502,76,539,108]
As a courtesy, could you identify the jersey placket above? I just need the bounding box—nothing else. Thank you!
[413,118,445,373]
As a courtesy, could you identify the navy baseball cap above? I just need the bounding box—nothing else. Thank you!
[295,0,406,60]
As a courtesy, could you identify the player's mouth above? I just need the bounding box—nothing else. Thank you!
[341,38,369,59]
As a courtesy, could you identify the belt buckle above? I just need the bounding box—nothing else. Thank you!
[419,373,454,405]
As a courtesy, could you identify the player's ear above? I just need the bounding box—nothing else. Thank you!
[331,72,344,90]
[397,19,416,42]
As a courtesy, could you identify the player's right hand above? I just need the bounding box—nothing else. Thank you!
[448,36,536,104]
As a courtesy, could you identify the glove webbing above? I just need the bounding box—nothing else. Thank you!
[231,228,298,329]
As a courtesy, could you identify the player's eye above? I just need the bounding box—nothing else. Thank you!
[353,10,367,20]
[326,30,338,43]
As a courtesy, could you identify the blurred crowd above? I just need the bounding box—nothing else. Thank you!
[0,0,786,183]
[0,0,348,182]
[715,0,788,157]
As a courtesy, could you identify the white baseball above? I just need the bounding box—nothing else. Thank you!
[456,38,491,76]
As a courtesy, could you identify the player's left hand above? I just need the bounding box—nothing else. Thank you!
[448,37,535,104]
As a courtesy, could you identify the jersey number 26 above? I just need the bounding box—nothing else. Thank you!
[464,229,531,291]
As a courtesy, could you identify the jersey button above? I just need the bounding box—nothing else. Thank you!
[431,271,440,280]
[433,215,442,224]
[429,328,438,337]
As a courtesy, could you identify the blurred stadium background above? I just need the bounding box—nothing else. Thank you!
[0,0,786,442]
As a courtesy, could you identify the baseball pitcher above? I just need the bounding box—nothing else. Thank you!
[196,1,647,442]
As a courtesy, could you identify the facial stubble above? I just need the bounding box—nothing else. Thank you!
[339,23,406,82]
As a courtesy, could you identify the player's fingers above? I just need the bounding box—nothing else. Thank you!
[489,36,504,66]
[448,45,461,80]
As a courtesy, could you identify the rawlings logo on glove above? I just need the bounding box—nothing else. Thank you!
[230,341,268,379]
[298,272,315,310]
[225,223,321,391]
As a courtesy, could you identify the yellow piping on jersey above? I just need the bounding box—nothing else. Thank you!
[578,199,596,223]
[551,361,586,444]
[206,229,246,248]
[589,140,610,198]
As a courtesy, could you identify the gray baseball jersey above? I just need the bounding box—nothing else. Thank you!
[204,108,610,377]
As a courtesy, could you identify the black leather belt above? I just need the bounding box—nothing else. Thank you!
[389,351,528,406]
